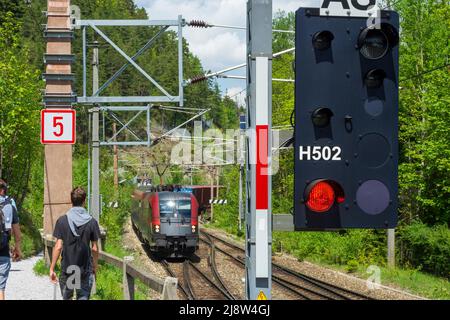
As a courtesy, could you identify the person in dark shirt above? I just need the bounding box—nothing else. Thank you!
[49,187,100,300]
[0,179,22,300]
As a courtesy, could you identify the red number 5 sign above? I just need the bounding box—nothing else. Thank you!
[41,109,76,145]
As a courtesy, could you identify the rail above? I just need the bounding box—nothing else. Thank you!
[41,233,178,300]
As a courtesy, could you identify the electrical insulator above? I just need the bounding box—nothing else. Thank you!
[190,75,208,84]
[188,20,211,28]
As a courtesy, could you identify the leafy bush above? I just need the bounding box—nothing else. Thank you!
[399,222,450,279]
[274,229,386,269]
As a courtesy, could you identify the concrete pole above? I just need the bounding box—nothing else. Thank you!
[387,229,396,268]
[43,0,73,235]
[91,41,100,222]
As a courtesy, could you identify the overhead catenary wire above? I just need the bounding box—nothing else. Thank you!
[218,75,295,83]
[152,108,211,146]
[400,63,450,83]
[227,88,246,100]
[187,20,295,33]
[186,47,295,85]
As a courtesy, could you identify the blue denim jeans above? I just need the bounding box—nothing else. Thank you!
[0,256,11,291]
[59,272,94,300]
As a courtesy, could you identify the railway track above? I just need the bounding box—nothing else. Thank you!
[201,234,312,300]
[200,237,339,300]
[159,252,235,300]
[201,229,374,300]
[147,226,373,300]
[203,233,237,300]
[161,260,193,300]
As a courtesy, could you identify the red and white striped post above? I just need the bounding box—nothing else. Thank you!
[245,0,272,300]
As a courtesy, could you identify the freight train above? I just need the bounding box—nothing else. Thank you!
[131,187,199,257]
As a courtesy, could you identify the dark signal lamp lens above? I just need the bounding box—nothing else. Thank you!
[359,28,389,60]
[365,69,386,88]
[306,181,335,213]
[312,31,334,51]
[311,108,333,128]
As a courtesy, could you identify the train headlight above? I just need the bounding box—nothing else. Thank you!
[192,225,196,233]
[154,225,160,233]
[167,201,175,208]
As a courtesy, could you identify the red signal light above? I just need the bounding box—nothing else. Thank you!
[306,181,336,213]
[329,180,346,204]
[336,195,345,204]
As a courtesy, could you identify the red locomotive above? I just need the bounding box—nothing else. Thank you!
[131,187,199,257]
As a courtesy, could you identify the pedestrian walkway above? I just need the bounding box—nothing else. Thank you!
[5,253,62,300]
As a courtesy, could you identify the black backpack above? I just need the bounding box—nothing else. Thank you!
[63,218,91,275]
[0,198,13,251]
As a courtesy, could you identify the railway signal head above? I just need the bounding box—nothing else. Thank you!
[293,8,399,230]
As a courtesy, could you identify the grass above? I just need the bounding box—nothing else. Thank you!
[33,258,50,276]
[312,260,450,300]
[92,242,152,300]
[380,267,450,299]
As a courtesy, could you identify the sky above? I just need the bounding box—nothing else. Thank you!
[134,0,320,106]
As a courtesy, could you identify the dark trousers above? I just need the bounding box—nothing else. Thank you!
[59,272,94,300]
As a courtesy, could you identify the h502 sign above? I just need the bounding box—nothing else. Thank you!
[321,0,380,17]
[41,109,76,145]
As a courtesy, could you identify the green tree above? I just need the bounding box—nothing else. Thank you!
[395,0,450,225]
[0,0,25,24]
[0,13,43,206]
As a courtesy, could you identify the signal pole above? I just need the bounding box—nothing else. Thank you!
[91,41,100,222]
[113,122,119,193]
[245,0,272,300]
[387,229,395,268]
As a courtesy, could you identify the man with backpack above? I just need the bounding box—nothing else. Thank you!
[49,187,100,300]
[0,179,22,300]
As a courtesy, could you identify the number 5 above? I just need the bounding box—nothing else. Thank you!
[53,116,64,137]
[312,146,322,161]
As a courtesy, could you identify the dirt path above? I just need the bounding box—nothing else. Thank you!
[5,253,62,300]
